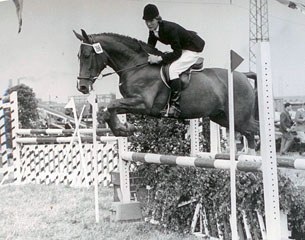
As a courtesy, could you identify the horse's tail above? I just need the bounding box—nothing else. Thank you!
[243,72,259,121]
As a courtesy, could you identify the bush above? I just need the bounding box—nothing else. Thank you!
[5,84,40,128]
[127,114,305,239]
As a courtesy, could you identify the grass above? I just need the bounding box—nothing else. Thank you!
[1,153,305,240]
[0,184,198,240]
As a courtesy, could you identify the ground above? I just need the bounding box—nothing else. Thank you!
[1,154,305,240]
[0,184,198,240]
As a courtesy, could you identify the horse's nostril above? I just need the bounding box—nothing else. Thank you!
[79,86,88,94]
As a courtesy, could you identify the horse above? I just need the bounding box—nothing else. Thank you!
[73,29,259,151]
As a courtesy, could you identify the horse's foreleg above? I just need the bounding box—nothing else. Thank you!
[99,98,146,136]
[100,109,136,136]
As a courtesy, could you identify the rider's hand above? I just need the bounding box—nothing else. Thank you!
[148,54,162,64]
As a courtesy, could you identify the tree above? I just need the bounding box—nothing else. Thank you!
[5,84,39,128]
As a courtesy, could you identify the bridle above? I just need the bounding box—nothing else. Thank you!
[77,42,107,83]
[77,40,150,83]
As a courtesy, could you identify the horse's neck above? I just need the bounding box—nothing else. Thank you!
[100,37,147,74]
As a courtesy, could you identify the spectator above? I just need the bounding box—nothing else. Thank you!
[294,102,305,155]
[279,102,295,155]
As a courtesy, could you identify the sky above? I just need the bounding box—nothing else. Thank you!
[0,0,305,103]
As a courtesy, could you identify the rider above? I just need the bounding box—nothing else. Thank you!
[143,3,205,117]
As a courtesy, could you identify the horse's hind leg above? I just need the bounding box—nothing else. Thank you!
[237,118,259,154]
[243,132,256,154]
[210,113,258,154]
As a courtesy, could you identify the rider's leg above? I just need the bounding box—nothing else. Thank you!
[167,78,181,117]
[167,50,201,118]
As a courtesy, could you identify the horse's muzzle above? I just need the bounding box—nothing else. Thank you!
[78,85,90,94]
[77,78,94,94]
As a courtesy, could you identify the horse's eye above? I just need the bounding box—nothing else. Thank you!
[84,52,91,58]
[80,49,91,58]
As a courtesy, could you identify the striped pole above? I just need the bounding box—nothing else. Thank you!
[10,92,22,183]
[0,95,10,185]
[123,151,305,172]
[121,152,260,171]
[16,128,112,135]
[123,151,273,172]
[16,136,118,144]
[210,153,305,170]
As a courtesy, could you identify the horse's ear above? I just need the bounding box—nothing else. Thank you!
[81,29,91,43]
[73,30,85,42]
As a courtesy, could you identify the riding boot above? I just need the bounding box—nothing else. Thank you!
[167,78,182,118]
[300,143,305,155]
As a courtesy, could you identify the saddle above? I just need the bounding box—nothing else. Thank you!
[161,57,204,89]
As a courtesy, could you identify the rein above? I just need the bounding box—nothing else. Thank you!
[100,39,150,78]
[101,62,149,78]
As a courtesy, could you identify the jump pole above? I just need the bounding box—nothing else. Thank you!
[256,42,281,239]
[0,94,15,185]
[190,119,200,156]
[228,50,241,240]
[190,118,222,157]
[10,91,22,183]
[210,121,221,155]
[112,89,142,222]
[87,92,100,223]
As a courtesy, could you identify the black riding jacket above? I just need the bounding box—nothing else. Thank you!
[147,20,205,64]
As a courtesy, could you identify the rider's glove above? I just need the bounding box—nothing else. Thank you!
[148,54,162,64]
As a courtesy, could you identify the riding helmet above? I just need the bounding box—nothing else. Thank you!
[142,4,159,20]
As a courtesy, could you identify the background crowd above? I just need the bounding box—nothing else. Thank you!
[279,102,305,155]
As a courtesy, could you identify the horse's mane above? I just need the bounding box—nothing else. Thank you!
[90,32,162,56]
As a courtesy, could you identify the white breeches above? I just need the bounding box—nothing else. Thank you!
[169,50,202,80]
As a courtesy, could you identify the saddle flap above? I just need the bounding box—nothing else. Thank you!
[161,57,204,89]
[191,57,204,70]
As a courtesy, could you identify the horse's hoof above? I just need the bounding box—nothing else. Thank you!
[124,122,137,132]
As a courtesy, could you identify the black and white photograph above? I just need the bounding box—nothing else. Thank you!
[1,0,305,239]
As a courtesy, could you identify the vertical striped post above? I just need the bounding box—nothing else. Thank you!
[256,42,281,239]
[190,119,200,156]
[0,95,10,184]
[10,92,22,183]
[118,114,130,203]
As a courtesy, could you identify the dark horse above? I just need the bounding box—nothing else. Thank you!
[73,29,259,151]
